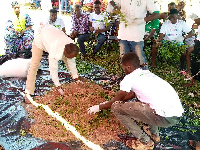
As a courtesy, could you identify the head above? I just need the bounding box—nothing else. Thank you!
[63,43,79,58]
[94,0,101,14]
[169,9,179,24]
[121,52,140,75]
[74,5,81,18]
[168,2,176,12]
[11,1,20,15]
[50,9,58,22]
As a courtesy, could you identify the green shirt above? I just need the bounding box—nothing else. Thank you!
[145,18,160,38]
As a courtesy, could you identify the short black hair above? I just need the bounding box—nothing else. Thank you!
[50,9,58,13]
[169,8,178,15]
[122,52,140,68]
[94,0,101,5]
[168,2,176,6]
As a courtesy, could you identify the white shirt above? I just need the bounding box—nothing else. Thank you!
[160,20,191,42]
[34,24,78,87]
[120,68,184,117]
[114,0,159,42]
[197,25,200,41]
[46,17,65,31]
[89,12,107,33]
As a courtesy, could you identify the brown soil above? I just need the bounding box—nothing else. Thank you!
[25,82,128,149]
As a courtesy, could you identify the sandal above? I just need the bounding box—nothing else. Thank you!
[142,126,160,143]
[132,139,154,150]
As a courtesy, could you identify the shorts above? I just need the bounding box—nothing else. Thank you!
[185,36,195,48]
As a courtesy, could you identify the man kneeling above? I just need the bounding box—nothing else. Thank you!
[88,52,184,149]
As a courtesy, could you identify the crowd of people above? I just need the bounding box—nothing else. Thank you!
[2,0,200,149]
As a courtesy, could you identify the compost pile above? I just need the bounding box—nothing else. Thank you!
[26,82,128,149]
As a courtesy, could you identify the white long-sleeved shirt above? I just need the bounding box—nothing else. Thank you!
[34,24,79,87]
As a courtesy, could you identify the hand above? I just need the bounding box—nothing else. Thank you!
[75,76,89,82]
[15,30,19,35]
[58,88,64,95]
[88,105,100,114]
[90,27,95,32]
[95,29,102,34]
[20,30,25,35]
[100,101,109,105]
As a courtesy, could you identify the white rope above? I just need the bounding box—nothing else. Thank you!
[8,81,103,150]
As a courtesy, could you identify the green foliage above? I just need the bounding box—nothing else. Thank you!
[157,41,186,66]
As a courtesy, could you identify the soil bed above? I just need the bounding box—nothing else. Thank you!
[26,82,128,149]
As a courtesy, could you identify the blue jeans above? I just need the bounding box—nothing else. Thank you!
[93,33,106,54]
[119,40,147,65]
[77,33,90,55]
[61,0,68,11]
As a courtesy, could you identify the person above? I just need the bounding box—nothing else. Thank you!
[25,24,86,98]
[168,2,176,13]
[110,0,160,69]
[185,18,200,87]
[88,52,184,149]
[176,1,195,73]
[4,1,34,56]
[70,5,90,57]
[89,0,110,56]
[177,1,186,21]
[154,9,194,68]
[46,9,66,33]
[144,11,160,68]
[61,0,69,14]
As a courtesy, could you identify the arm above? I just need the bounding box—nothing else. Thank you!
[194,18,200,26]
[49,57,61,87]
[99,90,128,110]
[144,12,160,22]
[144,28,156,40]
[157,33,165,42]
[184,30,195,39]
[95,26,110,34]
[62,27,66,34]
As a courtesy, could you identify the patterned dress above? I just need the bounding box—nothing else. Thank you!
[4,14,34,54]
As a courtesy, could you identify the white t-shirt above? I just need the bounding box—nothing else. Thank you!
[89,12,107,33]
[34,24,78,87]
[160,20,191,42]
[114,0,159,42]
[46,17,65,31]
[120,68,184,117]
[197,25,200,41]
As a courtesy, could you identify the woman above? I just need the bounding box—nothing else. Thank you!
[4,1,34,55]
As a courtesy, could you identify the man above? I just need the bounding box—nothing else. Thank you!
[110,0,160,69]
[61,0,68,14]
[88,52,184,149]
[70,5,90,57]
[89,0,110,56]
[25,24,86,98]
[4,1,34,57]
[155,9,194,69]
[46,9,66,33]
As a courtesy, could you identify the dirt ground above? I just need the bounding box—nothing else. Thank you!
[25,82,128,149]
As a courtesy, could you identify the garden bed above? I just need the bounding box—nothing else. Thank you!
[26,82,128,149]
